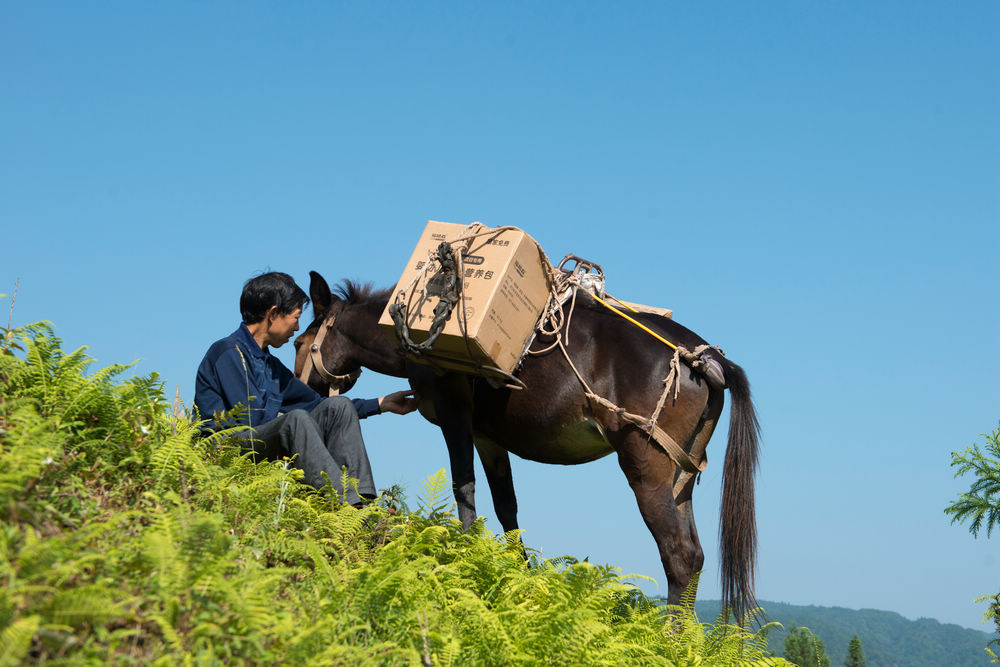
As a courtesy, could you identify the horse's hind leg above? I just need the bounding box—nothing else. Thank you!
[675,497,704,602]
[614,430,704,606]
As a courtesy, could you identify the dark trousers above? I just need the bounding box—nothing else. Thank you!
[243,396,376,505]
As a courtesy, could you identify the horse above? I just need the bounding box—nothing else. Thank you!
[294,270,760,618]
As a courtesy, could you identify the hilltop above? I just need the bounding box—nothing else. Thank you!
[694,599,995,666]
[0,319,785,664]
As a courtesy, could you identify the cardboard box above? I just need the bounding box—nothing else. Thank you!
[379,221,553,377]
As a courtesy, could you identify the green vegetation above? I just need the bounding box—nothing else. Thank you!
[0,316,789,665]
[947,426,1000,540]
[783,623,830,667]
[695,600,996,667]
[947,424,1000,661]
[844,634,867,667]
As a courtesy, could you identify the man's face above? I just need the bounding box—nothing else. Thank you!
[266,307,302,348]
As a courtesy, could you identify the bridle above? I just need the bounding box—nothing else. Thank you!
[296,309,362,396]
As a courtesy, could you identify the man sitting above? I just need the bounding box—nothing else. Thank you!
[194,271,418,506]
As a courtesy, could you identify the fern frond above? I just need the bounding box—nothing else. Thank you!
[445,587,520,664]
[416,468,454,521]
[150,613,186,654]
[44,584,129,628]
[150,432,210,490]
[300,533,337,583]
[0,615,40,667]
[0,402,63,502]
[436,636,462,667]
[200,568,279,634]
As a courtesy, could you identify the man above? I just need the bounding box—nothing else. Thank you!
[194,271,418,506]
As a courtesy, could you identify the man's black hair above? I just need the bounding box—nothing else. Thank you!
[240,272,310,324]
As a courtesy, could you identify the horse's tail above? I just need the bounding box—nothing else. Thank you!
[718,357,760,622]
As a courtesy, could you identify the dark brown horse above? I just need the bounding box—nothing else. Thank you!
[294,271,760,617]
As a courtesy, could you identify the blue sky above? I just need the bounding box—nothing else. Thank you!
[3,2,998,632]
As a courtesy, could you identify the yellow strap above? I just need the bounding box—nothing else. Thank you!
[607,294,639,313]
[588,292,678,351]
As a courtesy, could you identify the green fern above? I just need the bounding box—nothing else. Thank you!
[416,468,456,522]
[1,319,796,665]
[0,615,40,667]
[42,585,129,628]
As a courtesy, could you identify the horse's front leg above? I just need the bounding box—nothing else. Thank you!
[441,421,477,529]
[474,438,519,534]
[427,374,478,530]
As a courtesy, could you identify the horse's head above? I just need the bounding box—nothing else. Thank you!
[293,271,362,396]
[294,271,406,395]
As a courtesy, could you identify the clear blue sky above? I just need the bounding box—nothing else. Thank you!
[3,2,998,632]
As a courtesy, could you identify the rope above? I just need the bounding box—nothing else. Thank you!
[390,223,546,385]
[525,259,721,490]
[545,325,706,483]
[389,223,513,359]
[663,343,713,400]
[527,255,595,356]
[584,392,706,475]
[388,223,717,494]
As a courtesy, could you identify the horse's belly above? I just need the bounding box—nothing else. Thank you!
[476,416,614,465]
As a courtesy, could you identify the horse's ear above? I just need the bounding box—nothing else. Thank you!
[309,270,333,319]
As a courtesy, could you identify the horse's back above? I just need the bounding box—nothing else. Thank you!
[465,304,719,465]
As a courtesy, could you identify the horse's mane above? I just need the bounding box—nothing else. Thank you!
[333,279,393,306]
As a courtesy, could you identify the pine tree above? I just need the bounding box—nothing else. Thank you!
[844,635,866,667]
[783,623,830,667]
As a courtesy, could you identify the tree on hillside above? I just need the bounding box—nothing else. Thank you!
[946,424,1000,658]
[843,635,866,667]
[784,623,831,667]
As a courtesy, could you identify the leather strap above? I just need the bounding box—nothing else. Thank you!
[585,392,707,477]
[297,311,362,396]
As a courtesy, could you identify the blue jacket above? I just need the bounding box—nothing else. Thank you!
[194,323,379,431]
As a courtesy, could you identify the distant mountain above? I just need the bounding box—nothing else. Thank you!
[691,599,995,667]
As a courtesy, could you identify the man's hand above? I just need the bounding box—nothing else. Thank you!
[378,390,420,415]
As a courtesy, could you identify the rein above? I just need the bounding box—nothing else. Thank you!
[297,310,362,396]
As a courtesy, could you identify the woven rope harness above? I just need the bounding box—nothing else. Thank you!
[296,309,362,396]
